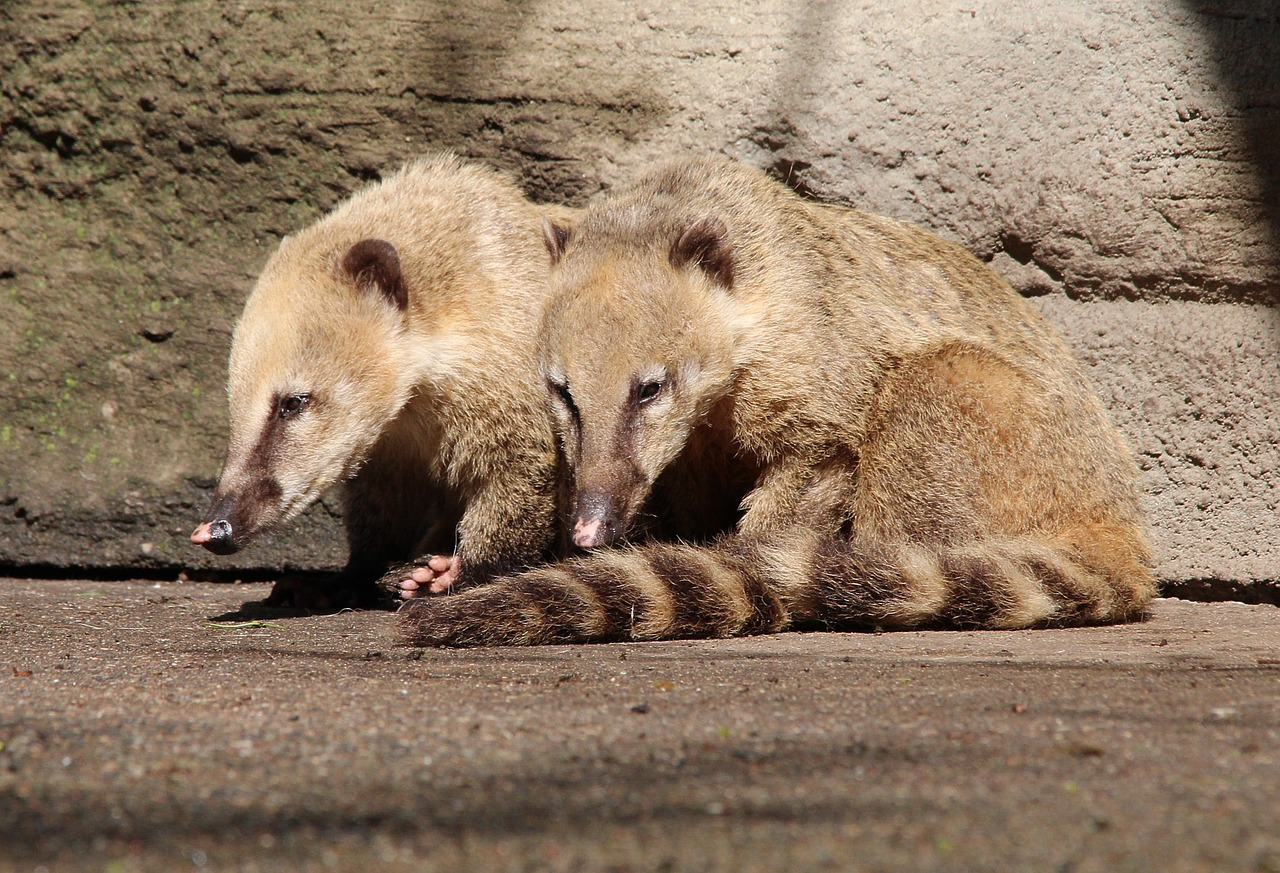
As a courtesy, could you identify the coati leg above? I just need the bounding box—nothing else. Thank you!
[735,461,814,540]
[265,442,454,610]
[737,449,861,541]
[379,452,562,599]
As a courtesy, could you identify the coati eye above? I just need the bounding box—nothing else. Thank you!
[548,379,579,420]
[277,393,310,420]
[636,379,666,404]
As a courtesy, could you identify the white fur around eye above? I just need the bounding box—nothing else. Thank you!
[638,365,668,385]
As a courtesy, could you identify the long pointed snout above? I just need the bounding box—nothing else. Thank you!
[190,486,271,556]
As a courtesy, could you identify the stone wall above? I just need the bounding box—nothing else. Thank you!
[1,1,1276,595]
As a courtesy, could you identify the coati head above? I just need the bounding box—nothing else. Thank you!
[191,236,413,554]
[540,214,740,549]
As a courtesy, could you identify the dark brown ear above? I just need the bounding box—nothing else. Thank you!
[669,216,733,289]
[342,239,406,310]
[543,217,573,264]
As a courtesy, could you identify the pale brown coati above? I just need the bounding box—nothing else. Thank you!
[190,154,578,607]
[396,155,1156,645]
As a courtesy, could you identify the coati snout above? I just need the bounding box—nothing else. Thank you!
[554,377,674,550]
[191,476,283,555]
[570,488,621,549]
[191,519,235,554]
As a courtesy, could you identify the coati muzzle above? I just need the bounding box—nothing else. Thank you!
[571,488,626,549]
[191,482,278,556]
[191,518,238,555]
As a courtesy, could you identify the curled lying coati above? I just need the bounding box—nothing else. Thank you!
[190,154,575,607]
[397,155,1155,645]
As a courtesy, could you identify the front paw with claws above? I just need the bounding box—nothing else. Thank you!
[378,555,459,600]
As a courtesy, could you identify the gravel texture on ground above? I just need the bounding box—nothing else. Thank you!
[3,578,1279,872]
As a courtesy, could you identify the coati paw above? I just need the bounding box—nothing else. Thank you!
[388,555,459,599]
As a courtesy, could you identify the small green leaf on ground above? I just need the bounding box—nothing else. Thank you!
[205,620,285,630]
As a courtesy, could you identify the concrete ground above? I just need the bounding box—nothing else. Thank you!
[2,578,1279,872]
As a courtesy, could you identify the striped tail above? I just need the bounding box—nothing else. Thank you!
[395,528,1155,647]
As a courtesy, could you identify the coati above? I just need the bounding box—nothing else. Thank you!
[397,155,1156,645]
[190,154,576,607]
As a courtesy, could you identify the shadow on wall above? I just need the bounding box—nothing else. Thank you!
[1182,0,1280,305]
[399,0,673,205]
[747,0,835,200]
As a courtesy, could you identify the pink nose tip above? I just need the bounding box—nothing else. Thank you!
[572,517,606,549]
[191,518,237,554]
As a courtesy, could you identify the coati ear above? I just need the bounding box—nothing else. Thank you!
[669,216,734,289]
[543,217,573,265]
[342,239,407,311]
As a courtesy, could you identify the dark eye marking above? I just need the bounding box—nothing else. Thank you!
[548,379,579,422]
[277,393,311,420]
[635,377,667,405]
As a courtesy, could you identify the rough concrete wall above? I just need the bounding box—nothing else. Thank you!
[1,1,1276,594]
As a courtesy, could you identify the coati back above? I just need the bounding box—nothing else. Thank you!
[191,154,574,606]
[397,155,1155,644]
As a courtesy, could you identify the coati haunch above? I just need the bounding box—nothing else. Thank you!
[397,155,1155,645]
[191,154,574,607]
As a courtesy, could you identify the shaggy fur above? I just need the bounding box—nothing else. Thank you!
[194,154,575,606]
[398,156,1155,644]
